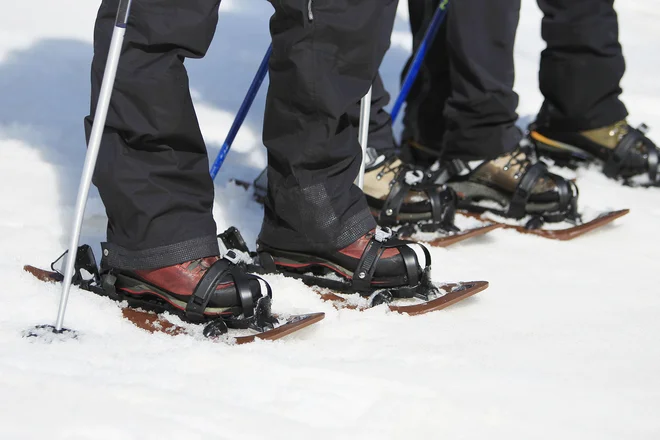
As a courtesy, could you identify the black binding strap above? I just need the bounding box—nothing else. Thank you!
[379,178,410,226]
[352,237,385,292]
[604,128,660,182]
[426,185,456,227]
[186,259,232,321]
[507,162,547,219]
[395,242,420,287]
[380,169,455,226]
[425,187,444,223]
[553,174,572,214]
[187,260,264,321]
[351,232,426,292]
[230,266,255,318]
[603,130,640,178]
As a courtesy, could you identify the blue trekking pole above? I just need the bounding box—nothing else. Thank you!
[209,44,273,179]
[210,0,448,179]
[390,0,449,123]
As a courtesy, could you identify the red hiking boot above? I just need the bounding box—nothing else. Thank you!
[111,255,270,322]
[257,227,431,293]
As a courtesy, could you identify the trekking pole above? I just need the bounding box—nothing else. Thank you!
[210,44,272,180]
[209,1,448,179]
[390,0,449,123]
[356,86,373,189]
[28,0,133,337]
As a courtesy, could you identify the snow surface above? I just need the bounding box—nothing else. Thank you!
[1,1,659,438]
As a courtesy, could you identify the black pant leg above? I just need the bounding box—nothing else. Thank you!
[402,0,451,165]
[404,0,522,163]
[86,0,222,270]
[259,0,398,253]
[536,0,628,131]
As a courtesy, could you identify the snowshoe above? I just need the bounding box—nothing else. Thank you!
[435,145,579,224]
[253,226,488,314]
[529,120,660,187]
[363,150,502,246]
[432,145,629,239]
[363,149,457,232]
[25,233,325,342]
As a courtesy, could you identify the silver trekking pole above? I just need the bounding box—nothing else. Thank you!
[356,86,373,189]
[30,0,133,337]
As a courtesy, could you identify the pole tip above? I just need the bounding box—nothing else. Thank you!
[22,324,79,342]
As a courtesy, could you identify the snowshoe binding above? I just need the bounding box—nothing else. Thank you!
[254,226,488,315]
[529,119,660,187]
[362,149,501,246]
[433,145,628,239]
[24,232,325,342]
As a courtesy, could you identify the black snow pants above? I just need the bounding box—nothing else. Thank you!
[395,0,628,164]
[86,0,398,270]
[259,0,398,253]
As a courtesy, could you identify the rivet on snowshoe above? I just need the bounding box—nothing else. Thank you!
[103,249,109,256]
[386,209,393,216]
[203,319,229,338]
[358,272,366,279]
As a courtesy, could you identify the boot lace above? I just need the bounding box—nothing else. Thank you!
[375,156,402,182]
[502,146,533,180]
[376,157,425,186]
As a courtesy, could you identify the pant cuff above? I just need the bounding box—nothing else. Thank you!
[101,235,220,271]
[334,208,378,250]
[259,206,377,253]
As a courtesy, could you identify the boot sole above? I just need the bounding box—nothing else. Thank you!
[447,181,560,216]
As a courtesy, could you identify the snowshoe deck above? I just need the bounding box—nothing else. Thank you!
[459,209,629,240]
[314,281,487,316]
[400,223,502,247]
[121,308,324,344]
[23,265,324,344]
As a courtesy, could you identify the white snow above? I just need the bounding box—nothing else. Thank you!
[1,1,659,438]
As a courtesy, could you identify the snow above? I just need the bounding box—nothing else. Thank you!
[1,0,659,438]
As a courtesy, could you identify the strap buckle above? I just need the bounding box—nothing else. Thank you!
[374,226,393,242]
[223,249,242,265]
[404,170,424,185]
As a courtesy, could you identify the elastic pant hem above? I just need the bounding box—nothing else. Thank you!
[101,235,220,271]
